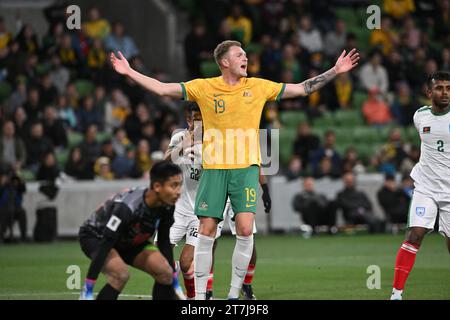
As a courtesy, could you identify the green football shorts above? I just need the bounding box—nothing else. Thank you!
[195,165,259,221]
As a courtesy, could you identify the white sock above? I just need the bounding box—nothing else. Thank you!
[194,234,215,300]
[390,288,403,300]
[228,235,254,299]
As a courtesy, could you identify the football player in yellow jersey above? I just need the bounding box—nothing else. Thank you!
[110,40,359,299]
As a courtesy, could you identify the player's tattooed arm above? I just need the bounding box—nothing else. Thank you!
[282,49,359,99]
[303,68,337,95]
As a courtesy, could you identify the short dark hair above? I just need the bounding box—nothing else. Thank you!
[427,71,450,89]
[213,40,242,67]
[189,102,201,114]
[150,161,182,188]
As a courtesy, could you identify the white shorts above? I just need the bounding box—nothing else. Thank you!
[216,202,257,238]
[408,185,450,237]
[169,213,200,246]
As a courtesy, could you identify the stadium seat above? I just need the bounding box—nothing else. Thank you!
[334,127,356,144]
[279,110,307,128]
[68,131,83,148]
[334,110,364,126]
[313,112,335,128]
[279,127,297,165]
[74,80,95,98]
[352,126,379,143]
[56,149,69,168]
[96,131,112,143]
[20,169,35,182]
[200,60,220,78]
[0,82,12,103]
[352,90,368,110]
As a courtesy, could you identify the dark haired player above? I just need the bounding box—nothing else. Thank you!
[79,161,182,300]
[390,71,450,300]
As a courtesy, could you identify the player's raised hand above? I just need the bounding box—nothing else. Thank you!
[334,49,360,74]
[110,51,131,76]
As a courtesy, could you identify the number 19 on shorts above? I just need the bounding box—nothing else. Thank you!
[245,187,256,205]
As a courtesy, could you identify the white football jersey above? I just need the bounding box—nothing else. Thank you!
[169,129,203,216]
[410,106,450,192]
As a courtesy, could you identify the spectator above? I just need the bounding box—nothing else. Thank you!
[87,38,107,82]
[140,121,160,152]
[94,156,114,180]
[401,16,421,51]
[377,173,409,228]
[292,122,320,169]
[359,51,389,95]
[42,105,68,149]
[369,16,398,56]
[104,88,131,134]
[56,95,77,130]
[399,145,420,175]
[362,87,393,126]
[23,87,42,122]
[225,4,253,46]
[183,19,214,78]
[292,176,337,235]
[16,24,39,55]
[384,0,416,22]
[76,96,104,133]
[111,127,131,157]
[129,139,152,179]
[13,106,29,141]
[123,103,151,144]
[36,151,60,182]
[65,82,80,108]
[281,43,302,83]
[78,124,101,168]
[105,21,139,60]
[390,81,417,126]
[314,156,342,179]
[336,172,385,233]
[8,80,27,114]
[49,54,70,95]
[283,155,306,181]
[0,120,27,172]
[0,171,15,243]
[9,174,27,242]
[39,73,58,106]
[25,121,54,172]
[327,72,353,110]
[58,33,80,72]
[381,127,408,170]
[64,146,94,180]
[342,147,366,174]
[0,17,12,50]
[323,19,347,59]
[82,6,111,40]
[297,15,323,53]
[310,130,341,176]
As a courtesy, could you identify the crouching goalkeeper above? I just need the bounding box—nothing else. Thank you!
[78,161,183,300]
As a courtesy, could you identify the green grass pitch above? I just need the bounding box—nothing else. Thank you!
[0,233,448,300]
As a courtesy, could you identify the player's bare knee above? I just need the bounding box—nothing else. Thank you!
[406,230,424,246]
[108,269,130,287]
[155,265,173,285]
[237,227,253,237]
[180,256,192,274]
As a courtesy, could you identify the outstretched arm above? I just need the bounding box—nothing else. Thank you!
[282,49,360,99]
[110,51,183,98]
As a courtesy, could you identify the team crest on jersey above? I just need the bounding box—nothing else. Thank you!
[416,207,426,217]
[198,201,208,210]
[243,90,252,97]
[422,126,431,134]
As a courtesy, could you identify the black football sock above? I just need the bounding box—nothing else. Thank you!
[96,283,121,300]
[152,282,176,300]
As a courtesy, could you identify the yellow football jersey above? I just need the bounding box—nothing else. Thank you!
[180,76,285,169]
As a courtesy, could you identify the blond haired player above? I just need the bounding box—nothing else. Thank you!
[110,40,359,299]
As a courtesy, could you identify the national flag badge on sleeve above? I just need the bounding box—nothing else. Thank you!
[422,126,431,134]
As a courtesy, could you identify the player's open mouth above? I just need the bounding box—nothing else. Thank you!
[241,65,247,70]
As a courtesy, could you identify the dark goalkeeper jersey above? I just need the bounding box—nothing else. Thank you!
[79,186,175,249]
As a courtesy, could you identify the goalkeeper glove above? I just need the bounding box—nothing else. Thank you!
[261,183,271,214]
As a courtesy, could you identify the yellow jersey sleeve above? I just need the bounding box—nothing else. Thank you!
[254,78,286,102]
[180,79,205,102]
